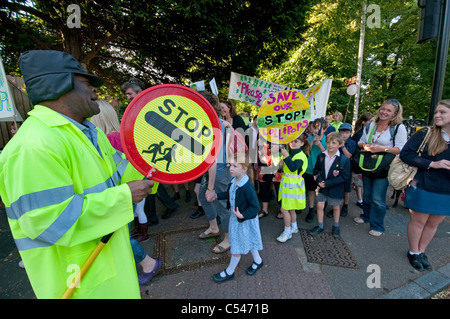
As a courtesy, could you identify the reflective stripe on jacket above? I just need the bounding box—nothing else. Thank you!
[0,105,156,298]
[278,150,308,210]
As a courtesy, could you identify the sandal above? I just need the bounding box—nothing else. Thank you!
[258,210,269,219]
[199,230,220,239]
[276,212,283,219]
[369,230,383,237]
[353,217,365,224]
[212,244,230,254]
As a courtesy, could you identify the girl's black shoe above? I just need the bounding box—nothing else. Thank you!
[246,260,264,276]
[213,270,234,283]
[420,253,432,270]
[407,252,424,272]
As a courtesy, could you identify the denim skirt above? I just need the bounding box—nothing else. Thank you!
[404,185,450,216]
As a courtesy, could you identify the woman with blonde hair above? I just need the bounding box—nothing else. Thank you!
[90,99,122,150]
[400,99,450,271]
[355,99,408,236]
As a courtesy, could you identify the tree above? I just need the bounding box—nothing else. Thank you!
[0,0,142,99]
[0,0,310,100]
[259,0,449,122]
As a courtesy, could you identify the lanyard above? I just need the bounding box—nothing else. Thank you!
[368,124,387,145]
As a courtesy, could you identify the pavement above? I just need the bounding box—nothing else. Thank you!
[1,185,449,300]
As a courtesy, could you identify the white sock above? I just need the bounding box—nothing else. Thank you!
[223,255,240,276]
[250,249,262,268]
[284,226,291,234]
[291,222,298,229]
[409,250,421,255]
[251,249,262,264]
[135,199,147,223]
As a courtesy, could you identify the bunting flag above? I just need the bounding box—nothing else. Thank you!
[227,71,332,120]
[209,78,218,96]
[189,80,205,92]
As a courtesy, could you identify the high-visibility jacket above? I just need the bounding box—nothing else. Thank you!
[278,150,308,210]
[0,105,157,299]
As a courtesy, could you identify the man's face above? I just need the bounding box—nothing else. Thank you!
[62,75,99,121]
[125,87,141,100]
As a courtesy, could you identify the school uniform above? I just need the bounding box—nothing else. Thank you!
[305,135,326,191]
[217,174,263,255]
[313,150,350,205]
[400,128,450,216]
[340,138,357,192]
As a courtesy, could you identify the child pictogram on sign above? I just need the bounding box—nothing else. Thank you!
[142,142,177,172]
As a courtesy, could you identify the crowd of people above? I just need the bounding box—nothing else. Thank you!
[1,50,448,298]
[140,93,449,283]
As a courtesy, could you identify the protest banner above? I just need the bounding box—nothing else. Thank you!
[257,89,310,144]
[227,72,332,120]
[0,53,23,122]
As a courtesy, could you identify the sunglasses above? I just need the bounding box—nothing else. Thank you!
[384,99,400,111]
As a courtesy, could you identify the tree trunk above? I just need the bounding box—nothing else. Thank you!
[61,28,83,62]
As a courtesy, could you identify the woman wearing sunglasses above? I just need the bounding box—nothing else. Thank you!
[355,99,408,236]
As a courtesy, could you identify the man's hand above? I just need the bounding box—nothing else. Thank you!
[205,189,217,202]
[127,180,154,204]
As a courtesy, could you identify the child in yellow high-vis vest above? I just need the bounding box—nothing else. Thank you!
[276,134,311,243]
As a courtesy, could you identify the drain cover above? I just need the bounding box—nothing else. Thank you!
[153,226,230,275]
[299,229,359,269]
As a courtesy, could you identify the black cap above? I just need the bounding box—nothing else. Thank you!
[19,50,104,105]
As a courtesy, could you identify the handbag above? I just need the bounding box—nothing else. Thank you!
[351,149,363,174]
[388,127,431,190]
[353,151,396,178]
[352,123,399,178]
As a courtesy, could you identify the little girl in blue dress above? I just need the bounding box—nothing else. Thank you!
[213,153,263,283]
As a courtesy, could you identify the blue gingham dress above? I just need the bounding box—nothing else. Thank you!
[228,174,263,255]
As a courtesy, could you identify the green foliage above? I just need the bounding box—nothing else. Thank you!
[259,0,449,123]
[2,0,447,123]
[1,0,310,101]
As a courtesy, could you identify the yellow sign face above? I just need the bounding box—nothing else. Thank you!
[134,95,214,174]
[257,90,310,144]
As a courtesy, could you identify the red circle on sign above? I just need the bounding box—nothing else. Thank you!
[120,84,222,184]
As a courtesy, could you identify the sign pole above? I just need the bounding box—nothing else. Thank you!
[353,3,367,127]
[344,95,352,123]
[345,84,358,123]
